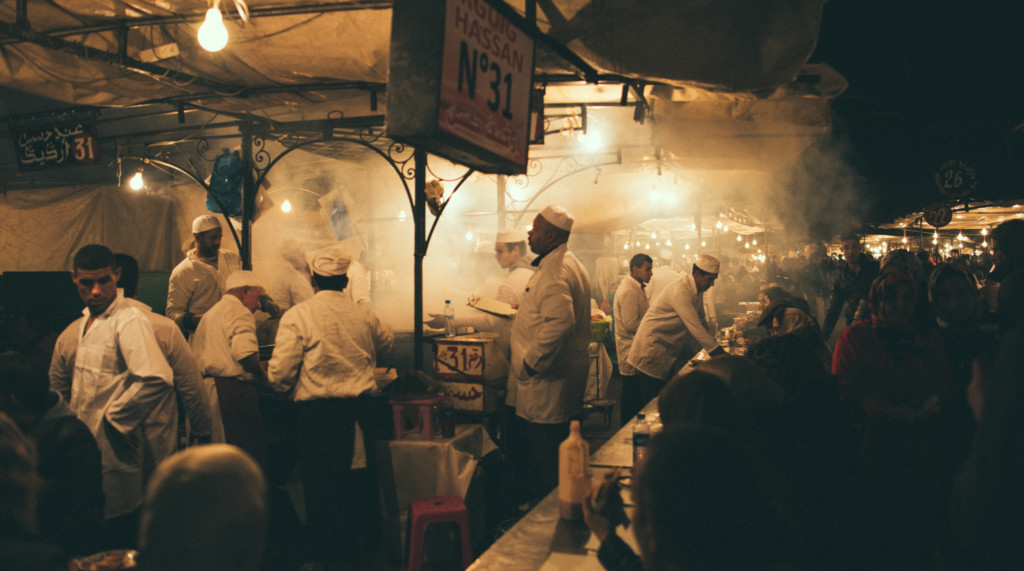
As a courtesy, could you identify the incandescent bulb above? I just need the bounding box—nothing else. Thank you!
[280,199,292,213]
[465,231,474,241]
[198,8,229,52]
[398,210,407,221]
[128,171,144,191]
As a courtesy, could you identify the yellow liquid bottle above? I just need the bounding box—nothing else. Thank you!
[558,420,591,520]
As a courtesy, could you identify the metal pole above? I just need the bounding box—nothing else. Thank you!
[240,126,254,270]
[413,148,427,371]
[497,174,507,230]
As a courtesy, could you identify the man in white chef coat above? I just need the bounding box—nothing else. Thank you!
[49,244,174,547]
[191,270,271,472]
[166,215,243,335]
[265,237,314,313]
[614,252,653,425]
[268,244,394,568]
[115,253,212,460]
[507,205,592,501]
[627,255,727,411]
[425,228,535,355]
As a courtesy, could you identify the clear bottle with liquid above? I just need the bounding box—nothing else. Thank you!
[444,299,456,337]
[632,413,651,469]
[558,420,591,520]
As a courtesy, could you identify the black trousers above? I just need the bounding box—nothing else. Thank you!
[621,372,665,425]
[293,397,380,568]
[510,414,570,504]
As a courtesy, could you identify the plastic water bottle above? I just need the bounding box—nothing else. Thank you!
[444,300,456,337]
[632,413,651,469]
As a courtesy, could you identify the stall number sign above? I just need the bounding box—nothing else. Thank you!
[934,159,977,199]
[436,343,485,378]
[439,0,534,168]
[14,121,99,172]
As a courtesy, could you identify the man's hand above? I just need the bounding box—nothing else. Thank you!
[523,360,537,377]
[425,313,446,329]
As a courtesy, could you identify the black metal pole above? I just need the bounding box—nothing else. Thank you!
[240,126,254,270]
[413,148,427,371]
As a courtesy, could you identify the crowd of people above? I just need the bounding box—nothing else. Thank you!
[585,219,1024,570]
[3,208,1024,570]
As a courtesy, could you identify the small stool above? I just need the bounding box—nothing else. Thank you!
[583,398,617,427]
[407,496,472,571]
[390,394,443,441]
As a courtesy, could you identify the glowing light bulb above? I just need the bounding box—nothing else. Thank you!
[902,236,907,244]
[715,221,723,229]
[700,241,706,247]
[933,231,939,239]
[644,242,650,250]
[198,7,229,52]
[745,242,750,249]
[464,231,475,241]
[398,210,407,221]
[752,239,757,246]
[736,235,742,242]
[665,239,672,246]
[655,241,661,247]
[722,226,728,232]
[623,242,628,250]
[684,243,690,250]
[982,240,988,247]
[128,170,144,190]
[932,238,938,245]
[280,199,292,213]
[635,240,640,247]
[690,223,696,231]
[652,232,658,239]
[957,232,965,241]
[982,228,988,236]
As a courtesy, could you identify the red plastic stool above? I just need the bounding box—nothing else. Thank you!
[390,394,443,441]
[406,495,472,571]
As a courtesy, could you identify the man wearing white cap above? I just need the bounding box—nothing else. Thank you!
[166,215,243,335]
[268,243,394,568]
[191,270,271,472]
[424,228,534,354]
[627,255,727,408]
[507,205,592,501]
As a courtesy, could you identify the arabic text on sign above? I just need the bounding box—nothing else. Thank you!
[439,344,484,377]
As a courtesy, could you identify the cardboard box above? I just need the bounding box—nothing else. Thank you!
[434,333,508,413]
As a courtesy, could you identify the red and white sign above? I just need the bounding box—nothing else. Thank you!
[438,0,534,169]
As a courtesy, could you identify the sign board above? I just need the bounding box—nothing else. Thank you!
[13,120,100,172]
[923,203,953,228]
[387,0,536,174]
[934,159,977,199]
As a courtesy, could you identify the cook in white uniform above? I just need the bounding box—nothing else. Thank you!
[645,249,679,304]
[49,244,173,544]
[166,215,243,334]
[265,237,314,313]
[614,252,653,424]
[506,205,591,501]
[268,244,394,568]
[425,228,535,355]
[190,270,271,472]
[627,255,726,409]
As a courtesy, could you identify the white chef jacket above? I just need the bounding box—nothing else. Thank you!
[49,293,173,518]
[190,294,259,381]
[613,274,649,376]
[627,274,722,381]
[166,248,242,331]
[506,243,592,424]
[265,259,314,312]
[268,290,394,400]
[346,259,371,305]
[645,265,679,304]
[452,260,535,355]
[126,297,212,445]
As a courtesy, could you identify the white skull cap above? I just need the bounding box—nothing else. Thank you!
[496,230,523,243]
[225,270,261,290]
[660,248,674,261]
[309,244,351,276]
[694,254,721,274]
[539,204,574,232]
[192,215,221,234]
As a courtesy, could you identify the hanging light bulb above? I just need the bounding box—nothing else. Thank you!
[465,231,473,241]
[736,235,742,242]
[902,236,908,244]
[198,5,229,52]
[623,242,628,250]
[722,226,728,232]
[398,210,407,221]
[665,239,672,246]
[700,241,706,247]
[635,240,640,247]
[690,223,696,231]
[128,170,144,191]
[715,220,723,229]
[932,238,938,245]
[744,242,750,249]
[644,242,650,250]
[280,199,292,213]
[982,240,988,248]
[751,239,758,246]
[957,232,965,241]
[982,228,989,236]
[684,243,690,250]
[933,231,939,239]
[651,232,658,240]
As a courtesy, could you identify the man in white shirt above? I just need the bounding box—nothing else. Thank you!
[191,270,270,472]
[115,254,212,459]
[265,238,314,313]
[645,249,679,304]
[268,244,394,568]
[49,244,174,547]
[507,205,591,502]
[166,215,243,335]
[425,228,535,355]
[614,253,653,424]
[627,255,726,409]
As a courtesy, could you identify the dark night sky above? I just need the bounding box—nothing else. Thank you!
[810,0,1024,224]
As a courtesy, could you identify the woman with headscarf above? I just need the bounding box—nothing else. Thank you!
[832,271,954,569]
